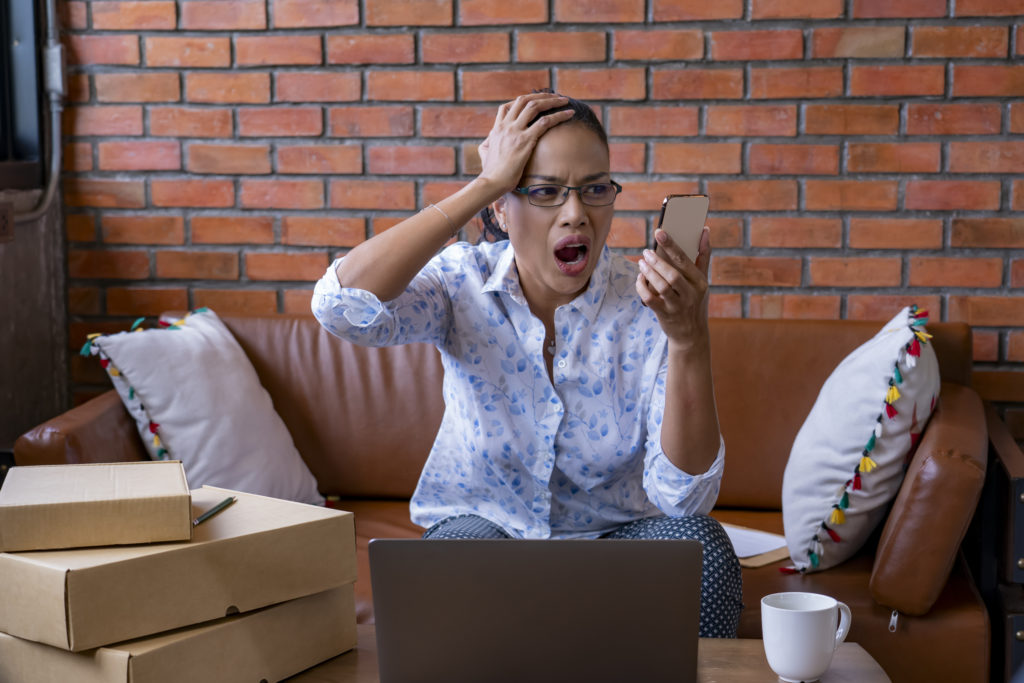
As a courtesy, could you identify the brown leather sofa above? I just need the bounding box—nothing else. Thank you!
[16,314,991,683]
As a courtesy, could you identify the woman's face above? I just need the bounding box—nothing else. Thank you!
[497,122,614,314]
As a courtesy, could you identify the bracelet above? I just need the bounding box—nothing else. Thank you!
[427,203,458,237]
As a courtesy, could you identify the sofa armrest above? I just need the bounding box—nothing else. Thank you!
[870,382,987,615]
[13,390,147,467]
[986,403,1024,584]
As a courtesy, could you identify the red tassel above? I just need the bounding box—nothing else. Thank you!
[779,566,802,575]
[823,525,842,543]
[909,338,921,356]
[853,472,862,490]
[99,358,110,368]
[916,309,929,319]
[885,403,898,418]
[158,320,171,328]
[148,421,160,434]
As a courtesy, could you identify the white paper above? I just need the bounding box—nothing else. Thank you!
[722,523,787,558]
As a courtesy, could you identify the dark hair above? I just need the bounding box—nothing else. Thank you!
[478,91,607,242]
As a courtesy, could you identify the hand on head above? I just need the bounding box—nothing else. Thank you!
[636,227,713,346]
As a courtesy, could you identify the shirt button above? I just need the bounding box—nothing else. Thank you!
[557,360,567,368]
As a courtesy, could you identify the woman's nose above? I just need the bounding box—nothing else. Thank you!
[558,188,588,224]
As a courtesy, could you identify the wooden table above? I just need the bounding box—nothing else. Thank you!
[287,624,891,682]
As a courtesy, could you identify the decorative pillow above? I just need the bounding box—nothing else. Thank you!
[782,306,940,572]
[82,308,324,506]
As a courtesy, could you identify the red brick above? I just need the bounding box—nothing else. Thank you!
[276,72,361,102]
[849,218,943,249]
[706,180,798,211]
[708,294,743,318]
[68,287,102,316]
[423,32,510,63]
[748,294,842,319]
[180,0,267,29]
[240,180,324,210]
[1012,103,1024,133]
[367,0,452,25]
[749,217,841,248]
[66,215,97,243]
[847,295,943,322]
[804,104,898,135]
[972,330,999,363]
[652,68,743,100]
[555,0,644,21]
[752,0,844,18]
[1010,332,1024,363]
[972,372,1024,403]
[421,106,494,138]
[150,107,232,138]
[905,181,1001,211]
[64,179,145,209]
[750,67,843,99]
[953,65,1024,96]
[461,69,550,101]
[145,37,230,67]
[186,73,270,104]
[67,74,90,103]
[192,216,275,245]
[368,70,455,101]
[102,216,184,245]
[711,30,803,61]
[613,30,703,61]
[61,2,89,30]
[606,217,646,248]
[422,181,467,205]
[805,180,898,211]
[327,35,414,64]
[282,216,365,247]
[910,257,1003,288]
[518,32,604,63]
[706,105,797,137]
[245,252,329,281]
[708,217,743,248]
[851,65,945,96]
[952,218,1024,248]
[749,144,838,175]
[653,0,743,20]
[950,141,1024,173]
[847,142,940,173]
[653,143,741,174]
[329,106,414,137]
[282,288,317,314]
[955,0,1024,15]
[152,179,235,208]
[156,251,239,280]
[607,106,699,137]
[92,1,176,29]
[906,103,1002,135]
[238,108,322,137]
[1016,180,1024,211]
[330,180,416,210]
[107,288,189,316]
[812,27,905,58]
[1012,260,1024,287]
[278,145,362,174]
[66,35,139,65]
[852,0,946,17]
[948,296,1024,326]
[459,0,547,24]
[236,36,323,66]
[607,181,700,212]
[64,143,93,172]
[610,143,646,174]
[711,257,802,287]
[556,68,645,101]
[98,141,180,171]
[811,257,902,287]
[64,105,143,136]
[68,250,150,280]
[273,0,359,27]
[913,26,1008,58]
[187,144,272,175]
[368,146,456,175]
[193,289,279,315]
[95,73,179,102]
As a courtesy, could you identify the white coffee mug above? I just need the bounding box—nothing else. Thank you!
[761,591,852,682]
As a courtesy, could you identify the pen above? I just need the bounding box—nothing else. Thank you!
[193,496,236,527]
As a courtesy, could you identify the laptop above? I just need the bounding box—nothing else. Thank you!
[369,538,703,683]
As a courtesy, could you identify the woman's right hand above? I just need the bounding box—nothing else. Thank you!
[477,93,576,196]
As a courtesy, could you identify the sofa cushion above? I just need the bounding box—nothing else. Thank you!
[86,309,324,505]
[782,306,940,572]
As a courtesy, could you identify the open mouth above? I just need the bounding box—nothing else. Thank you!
[553,236,592,276]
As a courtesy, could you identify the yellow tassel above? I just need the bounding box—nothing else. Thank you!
[830,507,846,525]
[153,434,161,447]
[885,384,901,404]
[914,329,932,342]
[173,318,185,326]
[860,455,878,473]
[110,366,121,377]
[87,333,102,340]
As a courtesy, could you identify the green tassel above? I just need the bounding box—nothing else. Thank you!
[894,364,903,384]
[130,317,145,331]
[193,306,210,314]
[809,551,820,568]
[865,432,876,452]
[79,339,93,357]
[840,492,849,509]
[129,387,135,400]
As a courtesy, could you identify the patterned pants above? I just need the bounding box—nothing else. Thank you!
[423,513,744,638]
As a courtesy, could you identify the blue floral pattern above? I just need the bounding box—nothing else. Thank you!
[312,240,724,539]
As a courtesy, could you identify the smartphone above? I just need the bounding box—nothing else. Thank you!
[656,194,709,263]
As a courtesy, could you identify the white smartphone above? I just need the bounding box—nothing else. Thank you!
[656,194,709,263]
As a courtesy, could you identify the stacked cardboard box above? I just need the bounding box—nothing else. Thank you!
[0,464,357,682]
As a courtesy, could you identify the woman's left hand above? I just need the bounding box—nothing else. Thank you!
[635,227,712,348]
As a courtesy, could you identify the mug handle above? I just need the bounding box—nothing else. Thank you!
[834,601,852,647]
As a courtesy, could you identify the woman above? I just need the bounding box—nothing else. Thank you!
[312,92,742,637]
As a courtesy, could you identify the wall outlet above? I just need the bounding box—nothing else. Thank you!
[0,203,13,243]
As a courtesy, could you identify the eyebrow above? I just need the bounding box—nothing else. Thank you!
[523,172,609,184]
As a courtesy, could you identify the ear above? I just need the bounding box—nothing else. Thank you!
[492,196,508,230]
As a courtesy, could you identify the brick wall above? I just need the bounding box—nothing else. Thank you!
[61,0,1024,433]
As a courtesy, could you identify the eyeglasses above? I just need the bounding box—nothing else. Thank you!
[513,180,623,207]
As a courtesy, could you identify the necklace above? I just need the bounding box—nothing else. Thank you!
[545,337,556,356]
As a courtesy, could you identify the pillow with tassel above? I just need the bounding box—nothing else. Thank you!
[781,305,940,572]
[82,308,324,506]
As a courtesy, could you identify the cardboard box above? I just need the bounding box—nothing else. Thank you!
[0,462,191,552]
[0,486,355,652]
[0,584,356,683]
